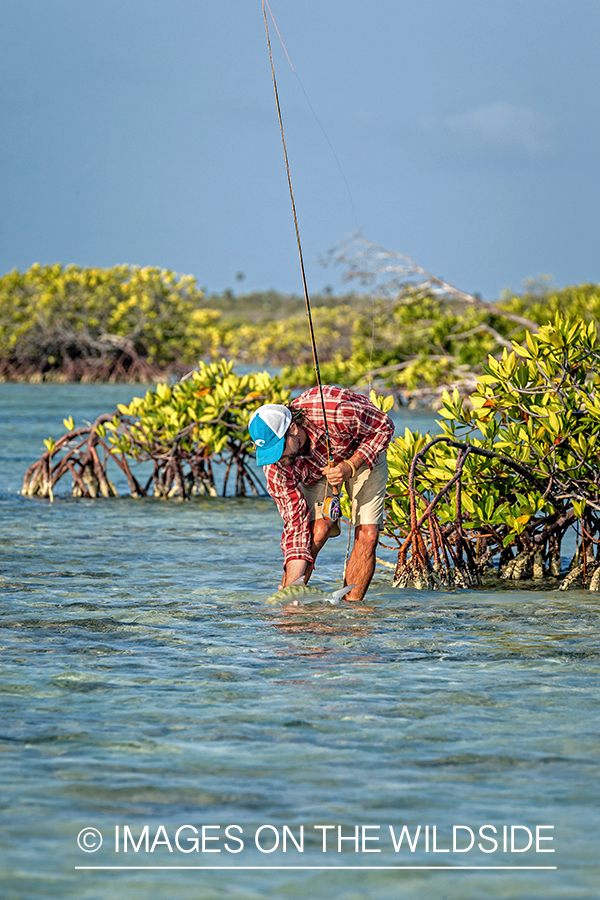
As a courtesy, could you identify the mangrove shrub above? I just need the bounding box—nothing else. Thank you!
[0,263,208,381]
[22,360,290,500]
[383,315,600,591]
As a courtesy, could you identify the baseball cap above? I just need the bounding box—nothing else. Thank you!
[248,404,292,466]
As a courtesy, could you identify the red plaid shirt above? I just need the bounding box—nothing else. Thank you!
[264,386,394,567]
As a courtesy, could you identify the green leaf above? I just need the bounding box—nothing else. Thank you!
[525,330,538,358]
[461,493,475,514]
[547,410,561,433]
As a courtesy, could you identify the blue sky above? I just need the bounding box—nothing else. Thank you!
[1,0,598,300]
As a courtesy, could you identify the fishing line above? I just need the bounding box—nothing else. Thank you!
[263,3,377,395]
[262,1,334,466]
[263,2,384,527]
[263,0,361,233]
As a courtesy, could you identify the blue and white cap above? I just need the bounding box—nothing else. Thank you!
[248,404,292,466]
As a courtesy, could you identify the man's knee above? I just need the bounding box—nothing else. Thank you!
[354,523,380,549]
[311,517,338,547]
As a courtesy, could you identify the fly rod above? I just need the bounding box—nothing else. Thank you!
[262,7,332,449]
[262,2,341,520]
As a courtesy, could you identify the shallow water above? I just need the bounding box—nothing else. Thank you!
[0,384,598,900]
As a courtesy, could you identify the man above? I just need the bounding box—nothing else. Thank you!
[249,385,394,601]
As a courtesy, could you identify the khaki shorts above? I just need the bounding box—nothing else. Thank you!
[300,452,388,538]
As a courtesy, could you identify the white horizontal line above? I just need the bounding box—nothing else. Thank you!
[75,865,558,871]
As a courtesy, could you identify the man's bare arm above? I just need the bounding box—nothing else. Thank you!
[279,558,308,589]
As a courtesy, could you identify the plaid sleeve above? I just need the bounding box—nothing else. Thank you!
[265,465,313,568]
[333,399,394,470]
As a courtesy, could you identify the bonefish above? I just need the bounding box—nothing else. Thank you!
[266,577,355,606]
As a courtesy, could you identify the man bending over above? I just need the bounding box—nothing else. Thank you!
[249,386,394,602]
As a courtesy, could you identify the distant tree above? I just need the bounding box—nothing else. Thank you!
[0,263,205,381]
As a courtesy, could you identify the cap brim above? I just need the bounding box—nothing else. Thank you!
[256,434,286,466]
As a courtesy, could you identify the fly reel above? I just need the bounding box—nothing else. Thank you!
[322,492,341,523]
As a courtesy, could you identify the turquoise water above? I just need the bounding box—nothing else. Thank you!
[0,384,598,900]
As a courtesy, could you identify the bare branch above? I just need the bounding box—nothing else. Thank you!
[325,233,540,333]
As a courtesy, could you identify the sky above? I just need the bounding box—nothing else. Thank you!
[1,0,599,300]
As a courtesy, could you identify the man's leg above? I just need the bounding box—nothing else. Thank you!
[292,476,341,583]
[303,517,338,582]
[344,453,388,601]
[280,493,339,587]
[344,524,379,601]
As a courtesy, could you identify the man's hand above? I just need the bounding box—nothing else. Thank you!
[322,461,352,486]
